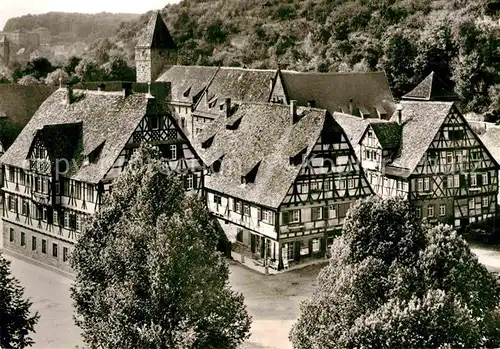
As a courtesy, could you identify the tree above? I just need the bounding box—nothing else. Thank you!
[102,56,136,81]
[17,75,40,86]
[44,69,69,86]
[70,144,251,349]
[0,252,39,348]
[74,59,104,82]
[290,197,500,349]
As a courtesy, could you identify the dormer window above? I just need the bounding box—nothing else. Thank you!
[183,87,191,97]
[202,135,215,149]
[242,161,261,184]
[289,148,307,166]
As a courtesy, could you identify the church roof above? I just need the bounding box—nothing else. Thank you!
[192,102,327,208]
[281,71,395,118]
[136,11,176,49]
[402,72,460,101]
[1,88,170,183]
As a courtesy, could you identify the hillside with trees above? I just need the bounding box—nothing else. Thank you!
[112,0,499,115]
[3,12,140,44]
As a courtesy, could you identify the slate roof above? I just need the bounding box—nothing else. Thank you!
[193,67,276,118]
[0,84,57,125]
[136,12,176,49]
[387,100,455,175]
[192,103,327,208]
[156,65,219,104]
[332,112,372,159]
[370,122,402,150]
[1,88,167,183]
[281,71,395,119]
[403,72,460,101]
[480,127,500,166]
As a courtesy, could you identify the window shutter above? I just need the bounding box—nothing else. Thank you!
[488,172,492,185]
[311,208,316,221]
[460,174,465,187]
[233,199,236,212]
[183,175,188,189]
[282,211,289,224]
[47,207,54,224]
[478,173,483,186]
[251,234,256,253]
[257,207,262,221]
[323,206,328,219]
[443,176,448,189]
[193,173,198,189]
[15,198,18,213]
[467,174,471,186]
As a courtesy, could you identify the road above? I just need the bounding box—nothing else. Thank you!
[4,252,324,349]
[4,244,500,349]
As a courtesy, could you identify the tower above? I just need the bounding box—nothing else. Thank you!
[135,12,178,83]
[0,36,10,69]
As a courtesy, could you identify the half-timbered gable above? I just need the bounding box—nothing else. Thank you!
[1,82,206,272]
[192,102,371,269]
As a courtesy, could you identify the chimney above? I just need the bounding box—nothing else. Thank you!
[349,98,353,114]
[66,85,73,105]
[290,100,297,121]
[396,104,403,125]
[122,82,132,98]
[97,83,105,92]
[225,97,231,118]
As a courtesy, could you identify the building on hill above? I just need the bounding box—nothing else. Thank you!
[191,101,372,269]
[0,83,205,272]
[336,72,499,228]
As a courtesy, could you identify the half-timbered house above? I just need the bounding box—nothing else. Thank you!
[192,101,372,270]
[337,72,499,228]
[1,83,204,272]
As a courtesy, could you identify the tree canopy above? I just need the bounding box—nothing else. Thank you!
[0,252,39,349]
[290,197,500,348]
[70,144,251,349]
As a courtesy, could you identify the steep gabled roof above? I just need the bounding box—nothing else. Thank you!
[479,127,500,167]
[333,112,372,159]
[402,72,460,101]
[192,103,327,208]
[136,11,176,49]
[193,67,276,118]
[369,122,402,150]
[1,88,168,183]
[156,65,219,104]
[388,100,455,175]
[281,71,395,118]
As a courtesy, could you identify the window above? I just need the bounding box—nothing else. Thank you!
[311,207,323,220]
[76,215,82,232]
[75,182,82,199]
[64,211,69,227]
[43,207,48,221]
[483,197,489,208]
[234,200,242,213]
[63,247,69,262]
[8,196,15,212]
[454,174,460,188]
[262,209,274,224]
[312,239,320,252]
[52,243,58,258]
[416,207,422,218]
[9,228,14,242]
[55,181,60,195]
[186,174,194,190]
[440,204,446,217]
[35,177,41,192]
[447,175,454,189]
[348,179,355,189]
[20,232,25,246]
[170,145,177,160]
[9,167,14,182]
[469,198,475,210]
[53,211,59,226]
[455,151,462,164]
[36,205,43,220]
[69,214,77,230]
[427,205,434,218]
[63,178,70,196]
[328,205,337,219]
[482,173,488,185]
[243,204,250,216]
[42,239,47,254]
[214,195,222,205]
[417,179,423,192]
[310,182,318,191]
[32,236,36,250]
[22,200,28,216]
[324,180,331,191]
[339,179,346,190]
[181,117,186,129]
[470,174,477,187]
[86,184,94,202]
[471,149,481,161]
[20,170,25,185]
[290,210,300,223]
[424,178,430,191]
[236,228,243,242]
[446,151,454,164]
[149,115,160,130]
[301,182,309,193]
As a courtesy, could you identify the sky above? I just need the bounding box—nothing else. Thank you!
[0,0,180,30]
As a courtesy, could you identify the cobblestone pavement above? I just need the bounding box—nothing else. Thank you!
[4,252,325,349]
